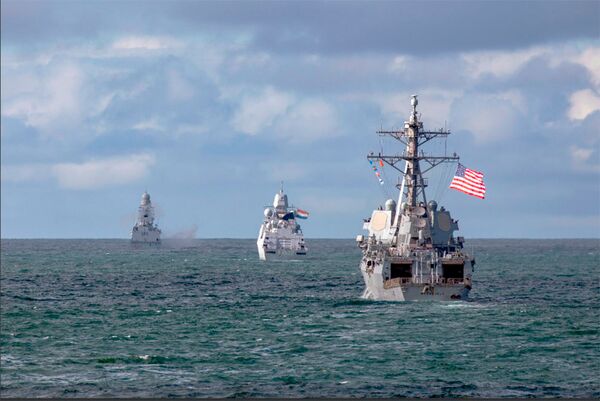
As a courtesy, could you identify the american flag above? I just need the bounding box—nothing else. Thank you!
[449,163,486,199]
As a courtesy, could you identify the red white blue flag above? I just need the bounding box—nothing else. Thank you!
[449,163,486,199]
[295,209,309,219]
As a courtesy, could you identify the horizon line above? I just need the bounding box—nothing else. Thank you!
[1,237,599,241]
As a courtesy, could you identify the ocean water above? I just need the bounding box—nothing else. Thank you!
[1,238,598,398]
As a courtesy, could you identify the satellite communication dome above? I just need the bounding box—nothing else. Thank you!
[428,200,438,211]
[264,208,273,218]
[141,192,151,205]
[385,199,397,211]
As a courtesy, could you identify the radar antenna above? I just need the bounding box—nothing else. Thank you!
[368,95,459,224]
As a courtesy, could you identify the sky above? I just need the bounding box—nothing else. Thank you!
[1,0,599,239]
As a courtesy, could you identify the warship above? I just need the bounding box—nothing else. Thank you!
[356,95,475,301]
[131,191,161,243]
[257,185,308,260]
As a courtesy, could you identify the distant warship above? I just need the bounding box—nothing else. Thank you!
[131,191,161,243]
[357,96,475,301]
[257,185,308,260]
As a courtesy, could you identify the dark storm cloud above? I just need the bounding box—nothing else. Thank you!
[2,0,598,54]
[235,0,600,54]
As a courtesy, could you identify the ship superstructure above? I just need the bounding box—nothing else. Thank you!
[357,96,475,301]
[257,185,307,260]
[131,191,161,243]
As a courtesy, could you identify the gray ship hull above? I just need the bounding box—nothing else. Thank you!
[359,257,472,301]
[131,228,161,243]
[257,245,307,261]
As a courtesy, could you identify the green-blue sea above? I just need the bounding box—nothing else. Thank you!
[1,239,598,397]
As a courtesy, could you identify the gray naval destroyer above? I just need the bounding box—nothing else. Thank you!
[357,95,475,301]
[131,191,161,243]
[257,185,307,260]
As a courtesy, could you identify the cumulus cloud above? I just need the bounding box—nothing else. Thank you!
[576,47,600,87]
[1,62,85,135]
[1,164,51,183]
[462,47,547,78]
[450,94,524,143]
[2,153,156,189]
[230,86,339,142]
[132,118,164,132]
[231,86,293,135]
[568,89,600,121]
[112,35,181,51]
[388,55,410,73]
[570,145,599,173]
[570,145,593,163]
[274,99,339,143]
[52,153,156,190]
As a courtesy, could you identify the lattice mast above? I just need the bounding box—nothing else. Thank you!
[368,95,459,222]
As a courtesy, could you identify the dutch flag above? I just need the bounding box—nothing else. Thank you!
[295,209,309,219]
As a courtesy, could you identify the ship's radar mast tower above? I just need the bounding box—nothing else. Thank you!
[273,181,289,212]
[137,191,155,227]
[369,95,459,224]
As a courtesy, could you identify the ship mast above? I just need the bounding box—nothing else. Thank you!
[137,192,155,227]
[368,95,459,223]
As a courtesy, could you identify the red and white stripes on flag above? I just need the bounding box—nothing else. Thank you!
[449,163,486,199]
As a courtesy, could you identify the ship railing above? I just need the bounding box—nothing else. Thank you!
[383,277,412,289]
[387,248,410,257]
[439,278,464,285]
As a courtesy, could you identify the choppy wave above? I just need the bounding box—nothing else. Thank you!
[1,238,598,397]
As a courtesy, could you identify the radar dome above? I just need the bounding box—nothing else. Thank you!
[385,199,396,211]
[141,192,151,205]
[273,191,288,209]
[264,208,273,218]
[428,200,438,211]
